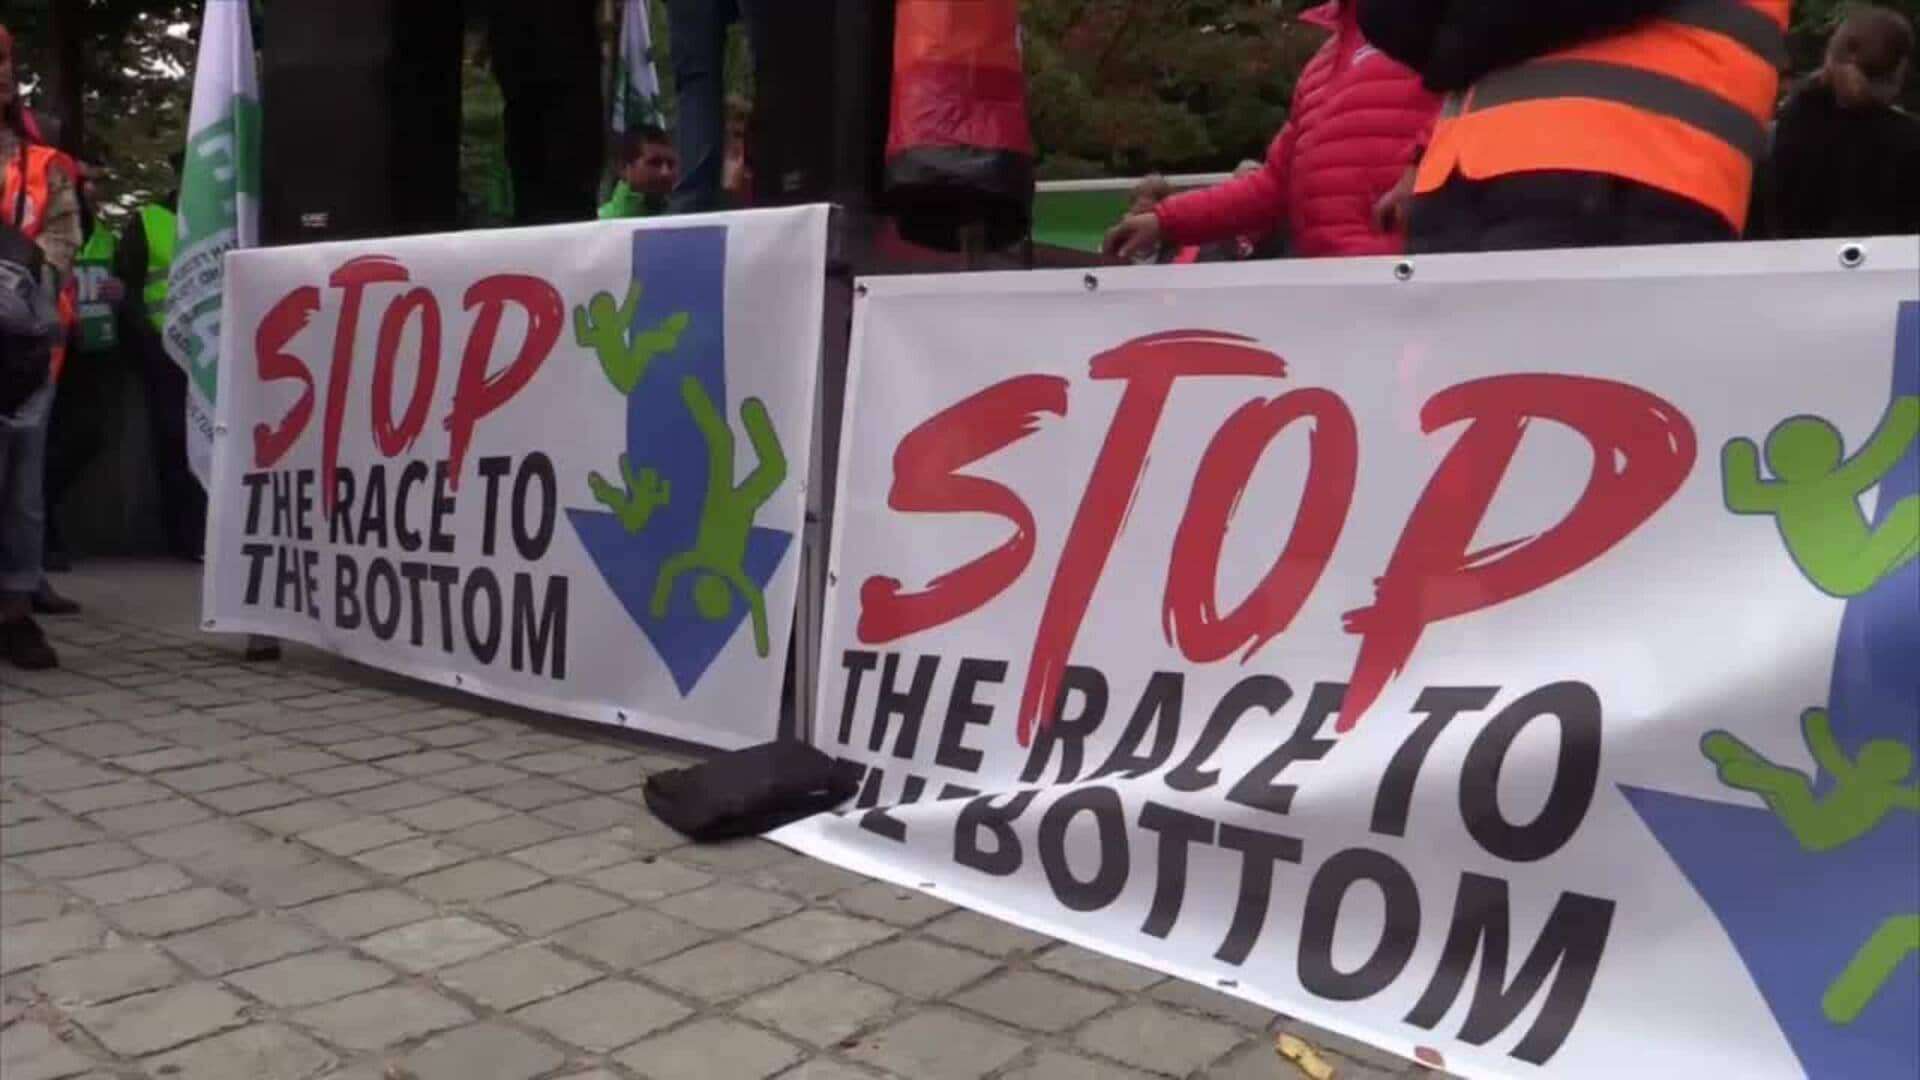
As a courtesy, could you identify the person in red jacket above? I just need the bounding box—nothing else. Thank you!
[1106,0,1439,261]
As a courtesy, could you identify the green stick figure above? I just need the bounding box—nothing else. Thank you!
[574,281,690,532]
[1723,395,1920,597]
[649,375,786,657]
[1702,711,1920,1023]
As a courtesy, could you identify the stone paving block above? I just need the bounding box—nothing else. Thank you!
[508,750,599,775]
[1033,944,1165,993]
[1149,979,1278,1029]
[29,943,180,1004]
[159,763,262,793]
[655,883,802,933]
[673,838,792,874]
[1276,1018,1421,1073]
[75,981,249,1055]
[583,858,712,903]
[1073,1004,1242,1076]
[847,1009,1029,1080]
[228,950,393,1007]
[553,908,712,970]
[1000,1051,1156,1080]
[407,857,545,903]
[179,840,313,893]
[291,764,395,796]
[777,1062,886,1080]
[105,887,250,936]
[747,859,870,902]
[375,750,473,777]
[350,836,474,878]
[85,797,212,837]
[328,736,419,762]
[244,748,348,776]
[291,722,376,745]
[1,889,65,926]
[403,1021,566,1080]
[512,979,691,1052]
[14,766,122,798]
[840,938,998,1000]
[66,863,192,905]
[444,813,568,854]
[411,724,493,748]
[479,882,626,935]
[238,859,371,908]
[393,796,509,832]
[559,762,648,792]
[430,763,530,792]
[0,1019,96,1080]
[111,746,215,772]
[45,780,172,815]
[0,912,107,974]
[435,943,599,1010]
[950,971,1117,1034]
[475,777,581,811]
[359,916,509,972]
[646,940,803,1002]
[14,841,145,881]
[834,881,953,927]
[3,818,105,856]
[293,888,434,939]
[164,914,323,975]
[506,832,636,877]
[142,1023,335,1080]
[298,817,418,856]
[615,1017,803,1080]
[131,819,258,860]
[42,725,168,758]
[533,796,636,833]
[923,911,1052,958]
[336,780,450,814]
[200,781,308,815]
[740,971,899,1048]
[745,910,897,964]
[291,985,473,1051]
[243,799,358,836]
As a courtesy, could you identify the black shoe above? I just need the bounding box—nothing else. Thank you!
[45,550,72,573]
[32,587,80,616]
[1,617,59,670]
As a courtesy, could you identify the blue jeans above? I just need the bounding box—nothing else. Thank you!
[666,0,769,214]
[0,381,53,599]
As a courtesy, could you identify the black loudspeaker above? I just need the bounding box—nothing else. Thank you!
[261,0,463,246]
[748,0,894,211]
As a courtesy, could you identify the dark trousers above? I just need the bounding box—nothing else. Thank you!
[135,330,205,559]
[485,0,602,225]
[1410,171,1734,254]
[666,0,771,214]
[43,350,114,558]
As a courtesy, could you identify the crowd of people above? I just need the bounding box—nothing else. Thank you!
[1107,1,1919,262]
[5,3,1919,674]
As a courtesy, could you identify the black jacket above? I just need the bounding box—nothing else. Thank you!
[1752,84,1920,240]
[1357,0,1673,92]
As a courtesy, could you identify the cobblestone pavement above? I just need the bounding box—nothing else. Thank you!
[3,562,1436,1080]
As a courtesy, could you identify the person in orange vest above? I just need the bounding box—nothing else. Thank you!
[1358,0,1788,252]
[0,23,83,670]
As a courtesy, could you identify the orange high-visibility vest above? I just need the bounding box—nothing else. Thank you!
[3,142,80,380]
[1415,0,1787,232]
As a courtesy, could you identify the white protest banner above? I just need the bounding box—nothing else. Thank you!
[166,0,260,488]
[204,207,830,750]
[776,239,1920,1079]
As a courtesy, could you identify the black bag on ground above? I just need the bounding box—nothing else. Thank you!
[643,741,860,843]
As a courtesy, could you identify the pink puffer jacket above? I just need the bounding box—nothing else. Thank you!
[1155,0,1438,258]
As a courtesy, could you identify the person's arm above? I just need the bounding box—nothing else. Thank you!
[1155,126,1296,248]
[1833,396,1920,492]
[1801,708,1853,781]
[1721,438,1778,513]
[36,161,83,281]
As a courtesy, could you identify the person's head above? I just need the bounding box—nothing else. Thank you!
[619,126,678,197]
[1764,416,1845,481]
[1822,4,1914,108]
[694,574,733,620]
[1129,174,1173,216]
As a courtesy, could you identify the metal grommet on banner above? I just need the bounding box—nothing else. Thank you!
[1393,260,1415,282]
[214,424,228,436]
[1083,273,1100,292]
[855,282,869,298]
[202,619,215,630]
[617,710,628,723]
[1839,243,1866,269]
[452,674,463,688]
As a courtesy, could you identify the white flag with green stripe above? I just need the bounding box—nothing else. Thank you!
[165,0,260,489]
[610,0,664,133]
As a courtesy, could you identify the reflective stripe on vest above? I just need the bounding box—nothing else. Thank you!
[140,204,177,334]
[1416,0,1786,230]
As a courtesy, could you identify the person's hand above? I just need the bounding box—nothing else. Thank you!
[1373,166,1418,235]
[99,277,125,303]
[1104,212,1163,262]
